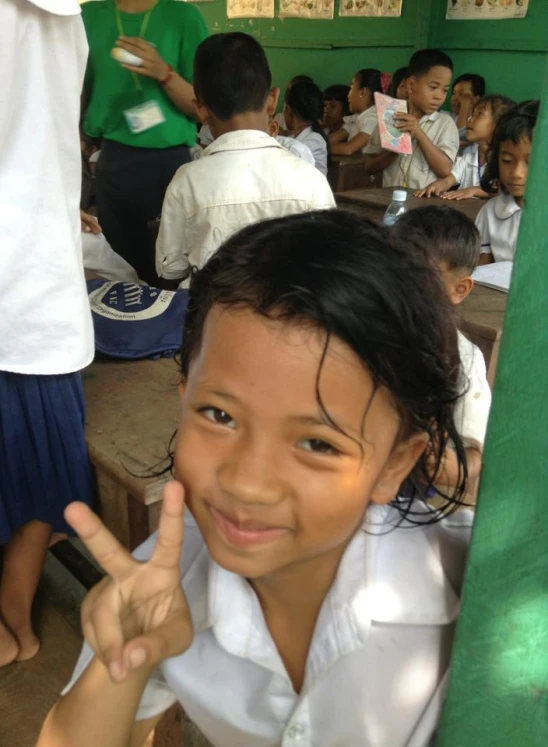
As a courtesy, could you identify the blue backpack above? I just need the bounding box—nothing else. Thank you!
[87,280,188,360]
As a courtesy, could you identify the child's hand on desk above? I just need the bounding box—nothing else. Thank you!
[80,210,102,234]
[442,186,488,201]
[65,482,194,684]
[393,113,421,139]
[415,180,448,198]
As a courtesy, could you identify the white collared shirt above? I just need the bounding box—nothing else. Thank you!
[65,503,472,747]
[343,107,378,151]
[156,130,335,285]
[475,192,522,262]
[0,0,94,374]
[455,331,491,447]
[364,111,459,190]
[295,127,328,175]
[451,144,485,189]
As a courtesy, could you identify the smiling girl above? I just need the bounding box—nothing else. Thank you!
[39,211,472,747]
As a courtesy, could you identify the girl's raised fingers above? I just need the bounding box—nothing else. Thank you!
[88,596,127,682]
[65,502,135,581]
[150,481,186,570]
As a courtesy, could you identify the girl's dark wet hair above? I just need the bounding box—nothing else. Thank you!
[177,210,467,524]
[286,80,329,150]
[481,100,539,195]
[355,68,382,95]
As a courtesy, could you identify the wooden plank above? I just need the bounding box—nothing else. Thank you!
[327,155,375,193]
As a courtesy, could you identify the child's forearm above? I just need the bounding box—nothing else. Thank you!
[415,130,453,178]
[37,657,158,747]
[365,151,398,174]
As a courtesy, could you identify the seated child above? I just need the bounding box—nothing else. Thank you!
[284,80,329,175]
[392,206,492,491]
[364,49,459,191]
[451,73,486,146]
[476,100,539,264]
[40,210,472,747]
[330,69,382,156]
[416,94,515,201]
[155,34,334,287]
[322,84,350,135]
[274,74,313,132]
[268,118,315,165]
[389,66,409,99]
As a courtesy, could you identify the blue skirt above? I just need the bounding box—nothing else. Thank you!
[0,370,95,543]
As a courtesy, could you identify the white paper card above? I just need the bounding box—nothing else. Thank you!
[472,261,513,293]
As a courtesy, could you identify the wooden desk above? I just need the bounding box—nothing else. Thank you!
[327,155,379,193]
[336,187,484,224]
[83,357,179,550]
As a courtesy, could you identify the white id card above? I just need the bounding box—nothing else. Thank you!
[124,100,165,134]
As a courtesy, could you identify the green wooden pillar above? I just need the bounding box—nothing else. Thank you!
[437,57,548,746]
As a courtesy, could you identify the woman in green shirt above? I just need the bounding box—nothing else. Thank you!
[81,0,208,282]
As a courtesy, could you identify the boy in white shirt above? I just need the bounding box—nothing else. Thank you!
[365,49,459,190]
[156,36,334,286]
[392,206,492,491]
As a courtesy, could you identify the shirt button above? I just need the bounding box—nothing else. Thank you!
[287,723,306,740]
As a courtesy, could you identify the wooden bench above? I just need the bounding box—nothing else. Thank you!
[83,357,179,551]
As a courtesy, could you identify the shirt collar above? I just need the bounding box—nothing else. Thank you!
[182,501,467,662]
[494,192,522,221]
[419,111,441,125]
[202,130,285,157]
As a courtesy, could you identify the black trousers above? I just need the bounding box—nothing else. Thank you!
[96,139,190,284]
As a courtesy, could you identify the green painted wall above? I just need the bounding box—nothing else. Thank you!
[429,0,548,103]
[196,0,425,92]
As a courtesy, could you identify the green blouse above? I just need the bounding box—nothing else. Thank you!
[82,0,208,149]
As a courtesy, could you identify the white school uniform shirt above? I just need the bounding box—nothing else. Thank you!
[65,503,472,747]
[364,111,459,191]
[475,192,522,263]
[156,130,335,285]
[81,232,140,284]
[343,107,378,151]
[455,331,491,447]
[451,143,485,189]
[295,127,328,176]
[0,0,94,375]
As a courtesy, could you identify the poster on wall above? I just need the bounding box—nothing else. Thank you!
[227,0,274,18]
[279,0,335,20]
[446,0,529,21]
[340,0,403,17]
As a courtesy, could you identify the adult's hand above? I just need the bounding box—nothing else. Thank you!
[116,36,170,81]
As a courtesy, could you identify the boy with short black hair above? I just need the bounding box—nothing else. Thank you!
[391,205,491,490]
[156,33,334,286]
[451,73,486,144]
[365,49,459,190]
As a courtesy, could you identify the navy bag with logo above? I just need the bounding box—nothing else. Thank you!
[87,281,189,360]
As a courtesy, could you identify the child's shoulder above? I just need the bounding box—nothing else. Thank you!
[478,192,521,222]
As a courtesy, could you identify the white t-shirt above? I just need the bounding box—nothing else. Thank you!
[455,331,492,447]
[364,111,459,190]
[343,107,378,151]
[475,192,522,263]
[295,126,328,176]
[156,130,335,286]
[451,144,486,190]
[65,503,472,747]
[0,0,94,375]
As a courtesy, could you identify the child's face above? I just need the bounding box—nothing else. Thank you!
[466,101,494,144]
[451,81,478,115]
[499,137,531,205]
[439,263,474,306]
[175,307,424,581]
[408,66,452,116]
[323,98,344,129]
[347,77,368,114]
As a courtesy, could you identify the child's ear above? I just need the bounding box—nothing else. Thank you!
[266,87,280,117]
[452,276,474,305]
[406,76,415,98]
[194,98,210,126]
[178,379,187,400]
[268,119,280,138]
[369,433,428,505]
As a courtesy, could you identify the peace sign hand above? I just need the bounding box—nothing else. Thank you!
[115,36,170,82]
[65,482,193,684]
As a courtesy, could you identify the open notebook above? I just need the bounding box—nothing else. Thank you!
[472,261,513,293]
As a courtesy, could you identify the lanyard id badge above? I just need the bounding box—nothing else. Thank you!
[124,100,165,134]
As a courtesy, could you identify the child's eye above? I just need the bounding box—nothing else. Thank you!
[300,438,340,456]
[199,407,236,428]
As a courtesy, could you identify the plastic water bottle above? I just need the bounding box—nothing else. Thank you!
[383,190,408,227]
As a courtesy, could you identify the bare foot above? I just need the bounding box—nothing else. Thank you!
[14,630,41,662]
[0,619,20,667]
